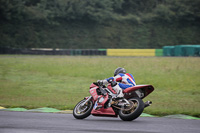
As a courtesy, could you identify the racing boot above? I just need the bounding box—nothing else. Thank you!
[107,81,124,108]
[106,84,124,108]
[112,84,124,98]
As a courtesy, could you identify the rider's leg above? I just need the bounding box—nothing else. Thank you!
[112,84,124,98]
[106,82,124,108]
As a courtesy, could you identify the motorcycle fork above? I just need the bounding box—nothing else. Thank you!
[81,96,92,106]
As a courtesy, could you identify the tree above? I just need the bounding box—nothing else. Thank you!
[0,0,25,21]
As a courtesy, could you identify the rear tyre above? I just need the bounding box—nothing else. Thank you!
[119,97,144,121]
[73,99,93,119]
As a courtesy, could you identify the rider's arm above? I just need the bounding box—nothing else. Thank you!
[105,74,122,83]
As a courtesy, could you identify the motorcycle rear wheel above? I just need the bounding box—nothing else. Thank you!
[118,97,144,121]
[73,99,93,119]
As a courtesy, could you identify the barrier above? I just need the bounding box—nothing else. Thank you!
[0,47,107,56]
[163,46,175,56]
[163,45,200,56]
[155,49,163,56]
[107,49,155,56]
[0,48,160,56]
[2,46,199,56]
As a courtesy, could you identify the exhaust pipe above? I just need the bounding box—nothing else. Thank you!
[144,101,152,108]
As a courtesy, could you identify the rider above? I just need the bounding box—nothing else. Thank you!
[99,67,136,99]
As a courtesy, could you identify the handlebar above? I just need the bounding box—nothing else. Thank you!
[96,82,107,96]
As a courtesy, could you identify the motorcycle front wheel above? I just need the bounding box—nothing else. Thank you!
[73,99,93,119]
[119,97,144,121]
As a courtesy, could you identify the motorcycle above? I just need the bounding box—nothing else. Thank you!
[73,81,154,121]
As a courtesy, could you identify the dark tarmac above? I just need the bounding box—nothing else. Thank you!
[0,111,199,133]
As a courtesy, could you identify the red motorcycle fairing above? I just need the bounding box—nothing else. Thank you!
[90,83,98,89]
[89,83,117,117]
[91,95,117,117]
[89,85,99,101]
[123,85,154,99]
[91,107,117,117]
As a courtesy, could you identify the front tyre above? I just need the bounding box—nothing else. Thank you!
[119,97,144,121]
[73,99,93,119]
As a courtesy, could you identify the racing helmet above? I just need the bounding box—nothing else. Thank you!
[114,67,126,76]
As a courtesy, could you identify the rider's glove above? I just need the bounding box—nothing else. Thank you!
[107,78,117,87]
[108,78,113,83]
[97,80,104,86]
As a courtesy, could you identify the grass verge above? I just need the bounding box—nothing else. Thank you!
[0,55,199,117]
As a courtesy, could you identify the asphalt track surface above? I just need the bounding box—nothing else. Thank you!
[0,111,199,133]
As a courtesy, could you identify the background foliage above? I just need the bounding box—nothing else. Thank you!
[0,0,200,48]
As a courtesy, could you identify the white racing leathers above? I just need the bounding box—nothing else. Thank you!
[103,73,136,98]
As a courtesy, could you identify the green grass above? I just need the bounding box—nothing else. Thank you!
[0,55,200,117]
